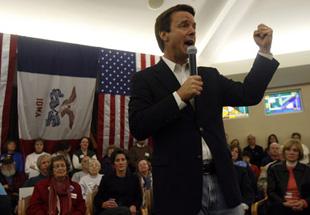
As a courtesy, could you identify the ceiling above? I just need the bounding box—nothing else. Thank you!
[0,0,309,87]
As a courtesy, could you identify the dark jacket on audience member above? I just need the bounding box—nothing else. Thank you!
[94,171,142,214]
[267,161,310,214]
[234,165,255,207]
[243,145,265,167]
[23,174,48,187]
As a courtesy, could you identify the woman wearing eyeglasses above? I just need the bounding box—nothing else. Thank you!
[27,155,86,215]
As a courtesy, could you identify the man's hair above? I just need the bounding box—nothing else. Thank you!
[291,132,301,140]
[155,4,195,52]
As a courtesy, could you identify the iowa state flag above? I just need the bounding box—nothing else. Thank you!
[17,37,99,144]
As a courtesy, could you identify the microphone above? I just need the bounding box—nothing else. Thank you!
[187,45,197,76]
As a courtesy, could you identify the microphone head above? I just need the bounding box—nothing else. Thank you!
[187,45,197,55]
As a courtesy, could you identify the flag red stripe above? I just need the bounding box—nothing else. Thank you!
[109,95,115,146]
[120,96,125,149]
[140,54,146,70]
[1,35,17,145]
[150,55,155,65]
[97,94,104,157]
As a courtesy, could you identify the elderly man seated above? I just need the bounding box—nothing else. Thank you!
[0,155,26,213]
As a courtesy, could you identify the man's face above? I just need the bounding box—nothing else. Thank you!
[161,11,196,62]
[269,143,280,156]
[247,135,256,146]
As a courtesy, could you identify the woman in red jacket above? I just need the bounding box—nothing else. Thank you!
[27,155,86,215]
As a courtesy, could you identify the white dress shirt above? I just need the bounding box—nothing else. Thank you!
[162,56,212,160]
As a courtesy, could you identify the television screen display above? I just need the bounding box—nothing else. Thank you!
[223,106,249,119]
[264,90,303,115]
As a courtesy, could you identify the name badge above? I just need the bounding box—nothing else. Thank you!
[71,193,77,199]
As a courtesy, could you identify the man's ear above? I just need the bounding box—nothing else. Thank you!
[160,31,169,42]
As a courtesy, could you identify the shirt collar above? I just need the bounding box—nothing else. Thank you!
[162,56,188,73]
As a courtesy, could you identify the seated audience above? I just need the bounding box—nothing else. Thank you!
[27,155,85,215]
[53,142,73,173]
[230,145,258,202]
[79,158,102,199]
[291,132,310,165]
[137,159,153,215]
[0,155,26,213]
[261,142,281,166]
[128,140,152,172]
[71,156,89,183]
[72,137,97,172]
[243,134,265,167]
[0,139,24,173]
[24,154,51,187]
[100,145,116,176]
[267,139,310,215]
[25,139,50,178]
[94,148,142,215]
[242,150,261,179]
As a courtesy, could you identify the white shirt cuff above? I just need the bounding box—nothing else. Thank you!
[258,51,273,60]
[173,91,187,110]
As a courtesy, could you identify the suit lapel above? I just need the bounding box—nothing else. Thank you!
[153,59,181,93]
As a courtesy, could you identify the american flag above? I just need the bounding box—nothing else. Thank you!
[97,48,159,156]
[0,33,17,151]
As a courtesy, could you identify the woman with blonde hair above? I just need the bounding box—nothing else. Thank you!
[267,139,310,214]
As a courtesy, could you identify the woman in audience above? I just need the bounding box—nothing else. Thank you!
[27,155,85,215]
[100,145,116,175]
[53,142,73,173]
[72,137,97,172]
[25,138,49,178]
[267,139,310,214]
[94,148,142,215]
[230,145,258,201]
[137,159,153,215]
[79,158,102,199]
[71,156,89,183]
[0,139,24,173]
[230,138,241,147]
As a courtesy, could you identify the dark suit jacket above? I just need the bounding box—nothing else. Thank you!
[129,54,279,215]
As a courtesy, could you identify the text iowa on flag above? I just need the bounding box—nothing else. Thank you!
[17,37,99,141]
[97,48,159,156]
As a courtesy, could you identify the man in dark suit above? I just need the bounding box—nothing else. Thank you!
[129,4,279,215]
